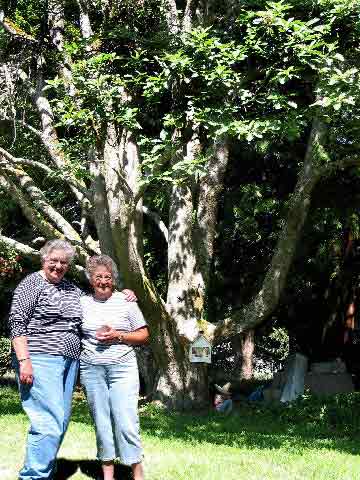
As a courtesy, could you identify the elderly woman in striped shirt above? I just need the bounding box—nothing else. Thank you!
[80,255,149,480]
[9,240,136,480]
[9,239,82,480]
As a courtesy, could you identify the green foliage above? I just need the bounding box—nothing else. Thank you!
[0,337,11,376]
[312,63,359,114]
[139,136,210,186]
[257,325,290,363]
[10,0,47,38]
[135,1,359,186]
[231,183,283,244]
[2,0,360,360]
[274,391,360,434]
[29,0,360,192]
[46,55,142,147]
[0,243,23,280]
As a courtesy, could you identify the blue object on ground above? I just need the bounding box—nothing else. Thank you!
[248,385,264,401]
[215,398,233,414]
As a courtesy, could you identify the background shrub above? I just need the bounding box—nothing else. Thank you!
[0,337,11,377]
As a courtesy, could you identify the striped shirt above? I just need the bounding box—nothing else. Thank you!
[80,292,147,365]
[8,272,83,359]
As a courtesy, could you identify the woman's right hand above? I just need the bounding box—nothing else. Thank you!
[19,359,34,385]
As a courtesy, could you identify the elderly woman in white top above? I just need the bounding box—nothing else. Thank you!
[80,254,149,480]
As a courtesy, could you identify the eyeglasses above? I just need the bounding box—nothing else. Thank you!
[94,274,112,281]
[45,258,69,266]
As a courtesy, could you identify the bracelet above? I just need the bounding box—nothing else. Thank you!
[18,357,30,363]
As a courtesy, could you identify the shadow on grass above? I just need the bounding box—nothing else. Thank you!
[54,458,132,480]
[70,396,360,457]
[33,397,360,457]
[0,374,17,388]
[2,380,360,459]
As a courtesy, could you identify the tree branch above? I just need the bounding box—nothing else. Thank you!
[5,165,83,240]
[133,185,146,208]
[0,234,87,278]
[0,235,40,261]
[142,206,169,243]
[0,146,91,200]
[212,132,360,340]
[320,154,360,176]
[76,0,94,38]
[211,119,327,338]
[89,145,118,260]
[195,137,229,284]
[4,64,91,209]
[48,0,79,98]
[182,0,199,32]
[48,0,65,51]
[211,155,360,342]
[0,10,39,44]
[0,170,91,263]
[163,0,180,35]
[0,174,65,240]
[1,116,43,139]
[15,69,88,207]
[0,147,53,172]
[0,146,99,254]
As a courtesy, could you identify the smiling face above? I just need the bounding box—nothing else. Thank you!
[91,265,114,300]
[42,249,70,284]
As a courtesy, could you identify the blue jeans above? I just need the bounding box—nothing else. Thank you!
[80,358,143,465]
[216,398,233,414]
[14,354,79,480]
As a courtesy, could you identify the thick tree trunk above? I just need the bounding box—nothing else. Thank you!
[92,172,117,260]
[195,138,230,285]
[240,329,254,380]
[321,227,356,347]
[93,125,207,409]
[167,181,205,339]
[136,345,157,396]
[77,0,93,38]
[156,359,209,410]
[229,331,254,381]
[163,0,180,34]
[160,138,230,406]
[166,136,206,340]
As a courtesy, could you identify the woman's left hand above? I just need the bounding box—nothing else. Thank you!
[96,325,124,343]
[122,289,137,302]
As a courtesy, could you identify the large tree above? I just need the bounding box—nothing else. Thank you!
[0,0,359,408]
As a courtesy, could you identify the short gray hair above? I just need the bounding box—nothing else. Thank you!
[86,254,119,283]
[40,239,76,264]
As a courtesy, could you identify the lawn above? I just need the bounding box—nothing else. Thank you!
[1,376,360,480]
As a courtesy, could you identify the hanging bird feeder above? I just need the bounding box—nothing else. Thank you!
[189,331,211,364]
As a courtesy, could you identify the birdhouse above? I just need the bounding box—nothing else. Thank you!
[189,331,211,364]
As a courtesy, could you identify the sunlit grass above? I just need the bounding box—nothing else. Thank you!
[1,378,360,479]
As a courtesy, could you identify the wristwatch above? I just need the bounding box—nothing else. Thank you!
[118,332,125,343]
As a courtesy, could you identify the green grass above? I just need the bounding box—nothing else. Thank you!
[1,378,360,480]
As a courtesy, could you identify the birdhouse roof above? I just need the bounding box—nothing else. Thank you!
[192,335,211,347]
